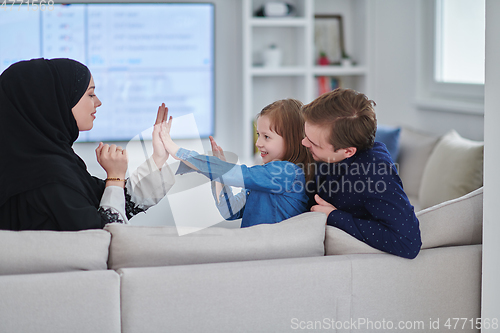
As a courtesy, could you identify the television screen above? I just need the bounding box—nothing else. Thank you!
[0,2,215,141]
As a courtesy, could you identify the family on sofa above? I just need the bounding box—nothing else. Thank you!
[2,57,421,258]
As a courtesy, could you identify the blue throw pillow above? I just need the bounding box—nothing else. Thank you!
[375,125,401,162]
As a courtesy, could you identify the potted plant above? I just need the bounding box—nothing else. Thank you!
[318,51,330,65]
[341,51,352,67]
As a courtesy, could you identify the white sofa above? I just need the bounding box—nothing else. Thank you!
[0,127,485,333]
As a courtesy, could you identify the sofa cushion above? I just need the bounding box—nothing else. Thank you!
[106,212,326,269]
[325,226,384,255]
[375,124,401,162]
[419,130,483,210]
[397,127,440,200]
[325,187,483,255]
[0,229,110,276]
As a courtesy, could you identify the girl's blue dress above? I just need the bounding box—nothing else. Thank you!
[175,148,309,227]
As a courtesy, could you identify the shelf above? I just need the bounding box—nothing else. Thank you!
[250,17,308,27]
[250,66,307,76]
[250,66,366,77]
[312,66,367,76]
[242,0,370,163]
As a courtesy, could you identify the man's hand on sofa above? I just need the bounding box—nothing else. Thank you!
[310,194,337,220]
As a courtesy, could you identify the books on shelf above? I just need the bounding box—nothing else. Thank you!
[316,76,341,96]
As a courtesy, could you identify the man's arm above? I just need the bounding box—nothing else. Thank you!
[326,173,422,259]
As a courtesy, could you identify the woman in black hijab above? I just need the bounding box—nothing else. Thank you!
[0,58,175,230]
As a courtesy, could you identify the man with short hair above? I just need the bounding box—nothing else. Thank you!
[302,88,421,259]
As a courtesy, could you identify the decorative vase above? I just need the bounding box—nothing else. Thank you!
[263,44,282,67]
[341,58,352,67]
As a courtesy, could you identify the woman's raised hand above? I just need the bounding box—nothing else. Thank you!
[152,103,171,168]
[95,142,128,187]
[209,136,226,162]
[157,107,180,160]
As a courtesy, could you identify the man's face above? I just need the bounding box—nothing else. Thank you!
[302,121,354,163]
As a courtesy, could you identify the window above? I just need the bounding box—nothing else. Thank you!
[435,0,485,85]
[418,0,485,113]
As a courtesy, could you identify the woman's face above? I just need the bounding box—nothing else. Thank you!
[72,75,102,131]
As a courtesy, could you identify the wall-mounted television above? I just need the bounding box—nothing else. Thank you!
[0,2,215,141]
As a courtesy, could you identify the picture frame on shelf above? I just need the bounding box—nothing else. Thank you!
[314,15,346,65]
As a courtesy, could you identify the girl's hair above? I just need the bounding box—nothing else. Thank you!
[257,99,314,182]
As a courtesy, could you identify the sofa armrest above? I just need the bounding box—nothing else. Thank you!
[0,270,121,333]
[350,245,481,329]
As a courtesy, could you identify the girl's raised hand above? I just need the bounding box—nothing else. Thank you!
[158,110,179,159]
[209,136,226,162]
[152,103,170,168]
[209,136,227,202]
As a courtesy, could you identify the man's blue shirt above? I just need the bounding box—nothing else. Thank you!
[309,142,422,259]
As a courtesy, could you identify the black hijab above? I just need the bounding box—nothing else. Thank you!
[0,58,105,208]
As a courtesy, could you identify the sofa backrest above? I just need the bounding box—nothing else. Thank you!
[0,184,484,273]
[325,187,483,256]
[417,186,483,249]
[0,229,111,276]
[105,212,327,270]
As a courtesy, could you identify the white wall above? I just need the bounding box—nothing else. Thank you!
[369,0,484,141]
[368,0,419,127]
[482,0,500,327]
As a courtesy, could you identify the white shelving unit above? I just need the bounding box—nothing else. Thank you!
[242,0,371,163]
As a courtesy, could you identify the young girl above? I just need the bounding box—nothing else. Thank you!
[159,99,314,228]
